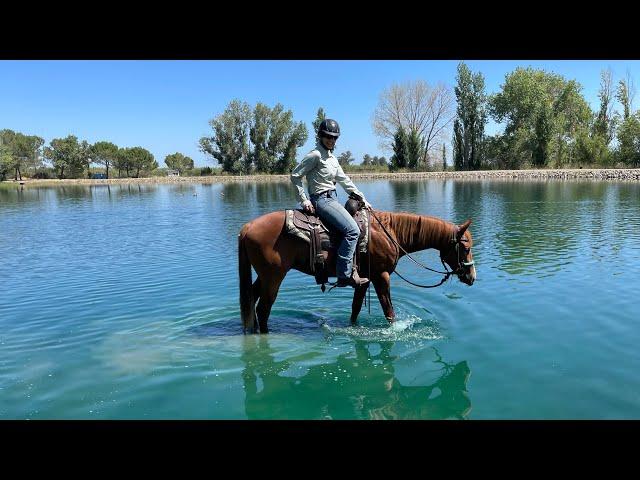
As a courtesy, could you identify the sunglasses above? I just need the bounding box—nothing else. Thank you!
[322,134,338,140]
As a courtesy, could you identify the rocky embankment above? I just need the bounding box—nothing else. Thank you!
[5,168,640,187]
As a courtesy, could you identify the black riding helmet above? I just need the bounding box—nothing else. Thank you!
[318,119,340,138]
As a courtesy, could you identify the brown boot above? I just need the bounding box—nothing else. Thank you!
[336,269,370,288]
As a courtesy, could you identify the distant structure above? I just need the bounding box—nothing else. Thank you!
[168,169,180,177]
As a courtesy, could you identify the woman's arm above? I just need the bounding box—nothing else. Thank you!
[290,151,319,203]
[335,163,366,202]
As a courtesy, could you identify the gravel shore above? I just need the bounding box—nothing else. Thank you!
[4,168,640,187]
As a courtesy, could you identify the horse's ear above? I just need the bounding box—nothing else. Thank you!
[457,219,472,239]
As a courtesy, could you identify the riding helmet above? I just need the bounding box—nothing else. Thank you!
[318,119,340,138]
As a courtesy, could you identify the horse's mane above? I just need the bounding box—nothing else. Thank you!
[384,211,453,250]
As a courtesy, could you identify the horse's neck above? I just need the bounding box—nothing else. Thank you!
[387,212,452,254]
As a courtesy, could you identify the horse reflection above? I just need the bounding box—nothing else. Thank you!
[241,337,472,420]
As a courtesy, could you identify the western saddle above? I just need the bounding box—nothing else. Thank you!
[284,196,370,291]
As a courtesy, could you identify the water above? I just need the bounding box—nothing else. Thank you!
[1,179,639,419]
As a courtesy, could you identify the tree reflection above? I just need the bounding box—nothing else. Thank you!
[241,336,472,420]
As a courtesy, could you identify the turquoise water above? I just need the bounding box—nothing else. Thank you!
[1,179,639,419]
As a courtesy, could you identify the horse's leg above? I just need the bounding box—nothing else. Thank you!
[256,272,286,334]
[350,284,369,325]
[372,271,395,323]
[252,277,261,306]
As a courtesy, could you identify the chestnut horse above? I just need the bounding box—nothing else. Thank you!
[238,209,476,333]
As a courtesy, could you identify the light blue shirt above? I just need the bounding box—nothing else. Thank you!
[290,140,366,203]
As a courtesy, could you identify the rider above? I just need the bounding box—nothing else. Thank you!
[290,118,371,288]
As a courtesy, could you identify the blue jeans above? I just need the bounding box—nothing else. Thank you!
[310,189,360,280]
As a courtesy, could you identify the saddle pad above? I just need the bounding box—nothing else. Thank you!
[285,208,369,253]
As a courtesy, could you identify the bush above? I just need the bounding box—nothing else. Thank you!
[32,168,55,179]
[151,168,168,177]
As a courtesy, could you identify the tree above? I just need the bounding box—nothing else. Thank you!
[374,156,388,167]
[390,127,409,170]
[1,131,44,180]
[126,147,157,177]
[453,62,487,171]
[90,141,119,179]
[372,79,455,161]
[165,152,194,174]
[442,143,447,171]
[615,113,640,167]
[200,99,252,174]
[250,103,308,174]
[275,120,307,174]
[44,135,85,179]
[201,100,307,174]
[489,67,591,168]
[406,128,424,169]
[594,68,617,145]
[362,154,372,166]
[616,71,635,120]
[113,147,130,177]
[0,141,12,181]
[79,140,92,178]
[312,107,326,138]
[337,150,354,167]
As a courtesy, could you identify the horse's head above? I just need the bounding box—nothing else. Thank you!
[440,219,476,286]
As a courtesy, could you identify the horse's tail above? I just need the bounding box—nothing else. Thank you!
[238,225,256,333]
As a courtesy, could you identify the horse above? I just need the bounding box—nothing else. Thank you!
[238,207,476,333]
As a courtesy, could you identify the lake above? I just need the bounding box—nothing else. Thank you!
[1,179,639,419]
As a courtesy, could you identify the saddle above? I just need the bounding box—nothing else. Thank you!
[284,196,370,291]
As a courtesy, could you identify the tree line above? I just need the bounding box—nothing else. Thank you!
[0,131,201,181]
[3,62,640,181]
[384,63,640,171]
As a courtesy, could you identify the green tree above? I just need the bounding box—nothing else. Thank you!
[390,127,409,170]
[615,113,640,167]
[406,128,424,169]
[312,107,326,138]
[453,62,487,171]
[1,131,44,180]
[373,156,387,167]
[200,99,252,174]
[165,152,194,174]
[594,68,617,145]
[274,120,307,174]
[90,141,119,179]
[362,154,372,166]
[616,72,635,121]
[0,141,12,180]
[250,103,308,174]
[44,135,85,179]
[201,100,307,174]
[337,150,354,167]
[489,67,591,168]
[126,147,157,177]
[113,147,130,177]
[79,140,92,178]
[442,143,447,170]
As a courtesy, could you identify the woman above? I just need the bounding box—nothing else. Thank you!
[290,118,371,288]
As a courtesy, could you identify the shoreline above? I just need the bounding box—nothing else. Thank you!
[3,168,640,187]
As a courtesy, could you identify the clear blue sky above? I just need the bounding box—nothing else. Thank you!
[1,60,639,167]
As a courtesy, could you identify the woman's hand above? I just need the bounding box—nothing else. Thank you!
[302,200,315,214]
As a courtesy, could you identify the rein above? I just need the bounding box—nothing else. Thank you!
[368,209,472,289]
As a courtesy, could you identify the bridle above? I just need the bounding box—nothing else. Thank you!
[369,209,474,289]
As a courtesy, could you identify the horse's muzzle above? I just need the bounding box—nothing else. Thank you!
[458,268,476,286]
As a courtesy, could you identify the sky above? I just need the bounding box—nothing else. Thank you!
[1,60,639,167]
